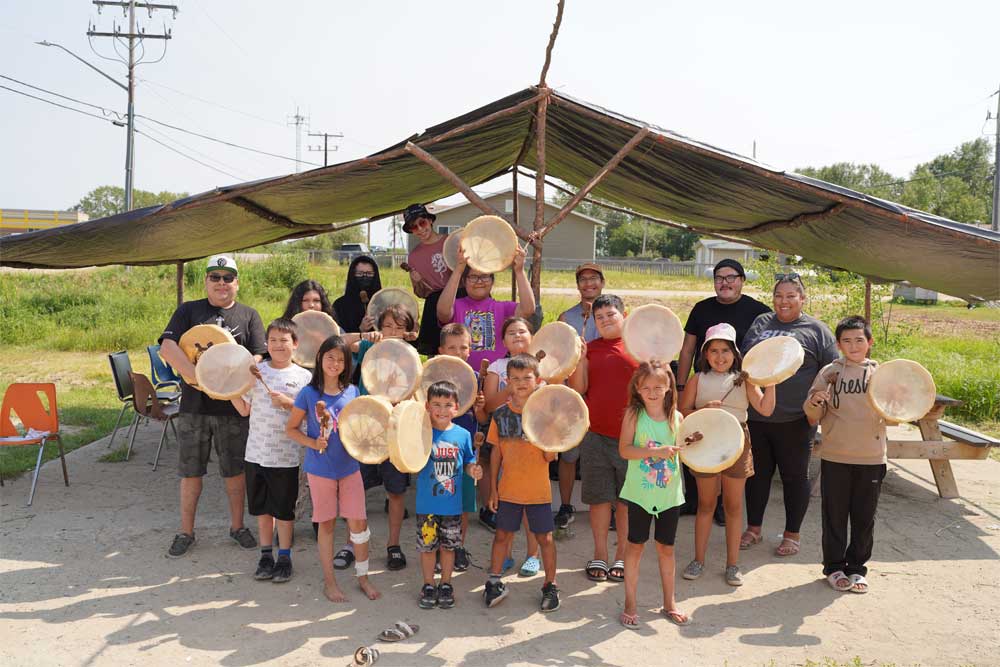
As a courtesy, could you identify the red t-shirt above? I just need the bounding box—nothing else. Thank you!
[584,337,639,438]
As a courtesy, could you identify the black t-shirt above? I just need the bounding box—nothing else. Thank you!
[683,294,771,371]
[159,298,267,415]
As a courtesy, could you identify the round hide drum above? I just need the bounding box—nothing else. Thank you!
[193,342,256,400]
[867,359,936,423]
[521,385,590,453]
[462,215,518,274]
[387,399,434,473]
[678,408,745,474]
[442,228,465,272]
[338,395,393,464]
[415,355,478,415]
[622,304,684,363]
[365,287,420,328]
[743,336,805,386]
[291,310,342,368]
[528,321,583,382]
[178,324,237,387]
[361,338,422,403]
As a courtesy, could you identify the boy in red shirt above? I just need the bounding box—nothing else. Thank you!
[568,294,638,584]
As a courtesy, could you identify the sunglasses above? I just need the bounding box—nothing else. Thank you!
[774,272,802,282]
[207,273,236,283]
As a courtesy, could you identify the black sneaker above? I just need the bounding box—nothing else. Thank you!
[271,558,293,583]
[454,547,470,572]
[540,582,561,613]
[554,504,576,529]
[483,580,508,608]
[437,582,455,609]
[713,501,727,527]
[230,527,257,550]
[167,532,195,558]
[479,508,497,533]
[387,545,407,571]
[419,583,439,609]
[254,554,276,580]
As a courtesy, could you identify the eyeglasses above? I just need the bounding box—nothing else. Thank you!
[354,271,376,278]
[466,274,493,284]
[713,274,742,284]
[207,273,236,283]
[774,272,802,282]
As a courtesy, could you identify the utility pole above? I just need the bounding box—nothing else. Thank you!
[307,130,343,167]
[88,1,177,212]
[288,108,309,172]
[991,85,999,232]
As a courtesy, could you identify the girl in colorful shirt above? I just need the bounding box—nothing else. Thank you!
[617,360,689,628]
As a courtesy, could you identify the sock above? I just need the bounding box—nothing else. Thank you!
[277,548,291,561]
[261,546,273,558]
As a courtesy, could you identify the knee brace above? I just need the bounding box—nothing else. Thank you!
[355,559,369,577]
[349,528,371,545]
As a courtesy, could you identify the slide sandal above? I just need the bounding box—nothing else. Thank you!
[608,560,625,582]
[585,559,609,582]
[376,621,419,643]
[849,574,869,594]
[351,646,380,666]
[826,571,852,592]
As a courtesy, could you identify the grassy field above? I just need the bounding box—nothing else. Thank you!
[1,258,997,477]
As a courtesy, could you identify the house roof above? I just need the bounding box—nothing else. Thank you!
[430,187,606,226]
[698,239,755,251]
[2,87,997,301]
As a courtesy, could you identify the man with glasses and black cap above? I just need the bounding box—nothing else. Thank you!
[676,258,770,520]
[403,203,461,356]
[158,254,267,558]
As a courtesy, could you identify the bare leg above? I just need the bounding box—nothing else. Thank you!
[623,540,644,616]
[535,532,556,585]
[525,518,539,559]
[387,492,405,547]
[558,458,576,505]
[257,515,275,548]
[223,473,246,531]
[276,518,294,551]
[693,476,720,564]
[589,502,611,562]
[420,550,437,586]
[347,518,381,600]
[490,529,515,574]
[317,520,346,602]
[439,548,456,584]
[655,542,682,615]
[613,500,629,563]
[180,476,202,535]
[478,460,492,508]
[722,476,747,567]
[460,513,468,544]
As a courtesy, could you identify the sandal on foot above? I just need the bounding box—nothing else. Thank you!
[775,537,800,557]
[585,559,609,582]
[849,574,869,594]
[826,571,852,592]
[518,555,541,577]
[619,611,640,629]
[376,620,419,642]
[739,530,762,550]
[608,560,625,582]
[334,548,355,571]
[352,645,381,666]
[661,608,691,626]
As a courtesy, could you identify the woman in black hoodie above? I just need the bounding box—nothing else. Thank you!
[333,255,382,333]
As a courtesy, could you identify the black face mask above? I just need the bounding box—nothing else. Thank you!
[354,275,375,291]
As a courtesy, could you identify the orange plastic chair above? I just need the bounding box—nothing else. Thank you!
[0,383,67,506]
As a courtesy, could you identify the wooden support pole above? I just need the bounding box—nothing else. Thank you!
[511,167,519,302]
[865,278,872,323]
[530,93,549,300]
[176,262,184,307]
[538,0,565,87]
[538,126,651,238]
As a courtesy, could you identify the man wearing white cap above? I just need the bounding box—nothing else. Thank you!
[158,254,267,558]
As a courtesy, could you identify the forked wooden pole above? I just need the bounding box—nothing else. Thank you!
[511,168,519,301]
[530,93,548,300]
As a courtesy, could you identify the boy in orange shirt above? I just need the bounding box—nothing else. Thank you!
[483,354,560,612]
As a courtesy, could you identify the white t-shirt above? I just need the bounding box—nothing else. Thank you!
[487,357,511,390]
[243,361,312,468]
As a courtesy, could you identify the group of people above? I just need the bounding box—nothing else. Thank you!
[156,203,891,626]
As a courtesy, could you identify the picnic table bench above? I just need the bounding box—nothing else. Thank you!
[813,394,999,499]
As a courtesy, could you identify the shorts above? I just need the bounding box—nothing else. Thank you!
[495,500,554,534]
[361,460,410,495]
[692,423,755,479]
[624,500,680,546]
[176,413,249,478]
[559,444,581,464]
[462,472,478,513]
[308,470,367,523]
[415,513,463,552]
[580,431,628,505]
[245,461,298,521]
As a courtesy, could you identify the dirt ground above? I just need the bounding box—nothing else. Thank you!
[1,424,998,667]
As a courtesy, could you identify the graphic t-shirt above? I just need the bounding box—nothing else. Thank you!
[584,337,639,438]
[450,296,518,370]
[487,404,551,505]
[243,361,312,467]
[619,409,684,516]
[293,384,360,480]
[416,425,476,515]
[683,295,771,373]
[407,236,452,292]
[159,298,267,415]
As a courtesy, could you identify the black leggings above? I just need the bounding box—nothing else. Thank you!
[745,418,814,533]
[624,500,680,546]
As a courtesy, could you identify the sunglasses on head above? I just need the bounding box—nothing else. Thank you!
[774,272,802,283]
[208,273,236,283]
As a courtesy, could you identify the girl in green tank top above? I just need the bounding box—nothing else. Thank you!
[616,361,690,628]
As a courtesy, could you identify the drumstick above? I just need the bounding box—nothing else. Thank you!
[581,301,592,330]
[683,431,704,447]
[315,400,330,454]
[534,350,547,362]
[401,262,435,292]
[248,364,272,393]
[474,359,489,487]
[359,290,369,307]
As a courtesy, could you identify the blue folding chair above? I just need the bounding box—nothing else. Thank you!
[147,344,181,400]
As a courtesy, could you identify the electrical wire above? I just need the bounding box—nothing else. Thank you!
[138,77,286,127]
[134,127,241,180]
[135,119,255,180]
[0,83,120,124]
[0,74,125,119]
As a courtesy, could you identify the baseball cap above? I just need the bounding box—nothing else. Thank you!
[402,203,436,233]
[713,258,745,278]
[700,322,740,356]
[206,254,238,275]
[575,262,604,280]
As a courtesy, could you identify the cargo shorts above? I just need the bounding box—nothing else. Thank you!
[176,413,249,478]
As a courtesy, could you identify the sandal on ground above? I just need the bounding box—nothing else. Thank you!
[826,571,852,592]
[608,560,625,582]
[849,574,869,594]
[775,537,801,557]
[386,545,407,571]
[518,555,541,577]
[352,645,380,666]
[334,548,355,571]
[739,530,762,550]
[661,608,691,626]
[585,559,609,582]
[376,620,419,642]
[619,611,640,629]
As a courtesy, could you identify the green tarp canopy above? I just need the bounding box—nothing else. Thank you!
[2,87,997,301]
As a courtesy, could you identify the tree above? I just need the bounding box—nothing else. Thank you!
[796,162,902,200]
[72,185,189,219]
[900,139,993,223]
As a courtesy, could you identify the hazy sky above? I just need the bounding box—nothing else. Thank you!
[1,0,997,246]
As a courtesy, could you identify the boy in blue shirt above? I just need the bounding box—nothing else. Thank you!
[415,380,482,609]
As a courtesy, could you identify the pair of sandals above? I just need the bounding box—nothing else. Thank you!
[739,530,800,557]
[586,559,624,582]
[826,571,869,594]
[620,608,691,629]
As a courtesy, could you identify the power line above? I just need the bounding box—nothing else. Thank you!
[0,74,125,119]
[134,128,240,180]
[135,119,254,180]
[0,83,122,125]
[138,77,286,127]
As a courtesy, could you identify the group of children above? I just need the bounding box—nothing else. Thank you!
[233,290,890,619]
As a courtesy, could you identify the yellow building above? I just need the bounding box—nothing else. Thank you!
[0,209,89,237]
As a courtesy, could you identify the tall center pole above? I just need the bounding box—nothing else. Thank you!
[530,93,548,301]
[124,0,136,212]
[992,83,999,232]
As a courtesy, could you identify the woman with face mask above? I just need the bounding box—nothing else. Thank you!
[333,256,383,333]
